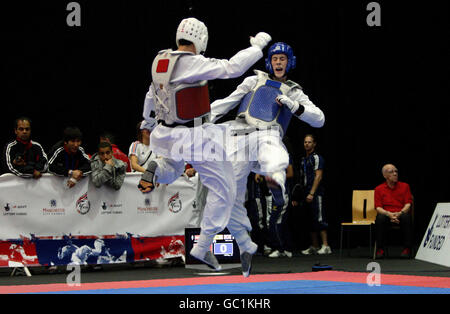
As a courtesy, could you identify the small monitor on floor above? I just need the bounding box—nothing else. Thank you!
[184,228,241,271]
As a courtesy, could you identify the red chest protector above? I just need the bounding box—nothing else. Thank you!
[151,50,210,124]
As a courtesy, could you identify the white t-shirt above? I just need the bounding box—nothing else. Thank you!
[128,141,157,171]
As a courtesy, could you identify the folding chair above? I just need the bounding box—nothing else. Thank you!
[340,190,377,258]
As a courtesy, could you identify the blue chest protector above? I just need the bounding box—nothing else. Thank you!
[237,71,300,137]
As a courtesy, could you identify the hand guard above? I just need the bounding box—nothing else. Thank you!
[250,32,272,50]
[276,95,304,115]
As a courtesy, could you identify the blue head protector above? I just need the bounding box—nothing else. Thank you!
[265,42,297,75]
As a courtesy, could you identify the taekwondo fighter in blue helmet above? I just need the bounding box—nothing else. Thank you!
[139,17,271,272]
[210,42,325,277]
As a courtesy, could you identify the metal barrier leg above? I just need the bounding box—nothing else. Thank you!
[9,262,32,277]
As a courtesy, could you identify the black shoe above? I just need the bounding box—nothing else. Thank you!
[241,252,253,278]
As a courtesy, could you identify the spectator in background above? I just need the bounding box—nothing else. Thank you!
[90,141,127,190]
[374,164,413,258]
[2,117,48,179]
[129,120,196,180]
[267,142,295,258]
[292,134,331,255]
[48,126,91,189]
[99,131,131,172]
[184,163,197,178]
[129,120,158,173]
[245,172,272,256]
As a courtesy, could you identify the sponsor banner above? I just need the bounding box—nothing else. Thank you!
[0,235,185,267]
[0,173,203,238]
[33,235,134,266]
[131,236,185,261]
[0,238,38,267]
[416,203,450,267]
[0,173,203,267]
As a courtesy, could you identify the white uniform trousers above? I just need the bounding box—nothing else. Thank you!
[150,124,237,255]
[225,121,289,254]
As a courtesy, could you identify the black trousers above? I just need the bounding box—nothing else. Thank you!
[375,212,412,249]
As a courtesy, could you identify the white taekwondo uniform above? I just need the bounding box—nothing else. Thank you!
[143,46,264,256]
[210,70,325,254]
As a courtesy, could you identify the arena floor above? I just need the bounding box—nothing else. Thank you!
[1,247,449,296]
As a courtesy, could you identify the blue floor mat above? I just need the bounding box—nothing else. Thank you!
[37,280,450,294]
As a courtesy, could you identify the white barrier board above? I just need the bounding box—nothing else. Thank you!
[416,203,450,267]
[0,173,203,239]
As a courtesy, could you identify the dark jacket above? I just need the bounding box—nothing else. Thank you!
[2,138,48,178]
[47,141,91,176]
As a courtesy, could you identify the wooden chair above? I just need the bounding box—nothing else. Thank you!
[339,190,377,258]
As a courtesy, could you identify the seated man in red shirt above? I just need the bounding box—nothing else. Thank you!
[374,164,413,258]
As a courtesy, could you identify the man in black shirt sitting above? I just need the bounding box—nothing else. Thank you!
[48,126,91,189]
[2,117,48,179]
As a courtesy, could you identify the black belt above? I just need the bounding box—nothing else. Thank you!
[231,126,281,136]
[158,117,208,128]
[231,128,259,136]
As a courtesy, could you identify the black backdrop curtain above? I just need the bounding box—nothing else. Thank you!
[1,0,449,248]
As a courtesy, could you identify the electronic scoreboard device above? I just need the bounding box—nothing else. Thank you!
[184,228,241,270]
